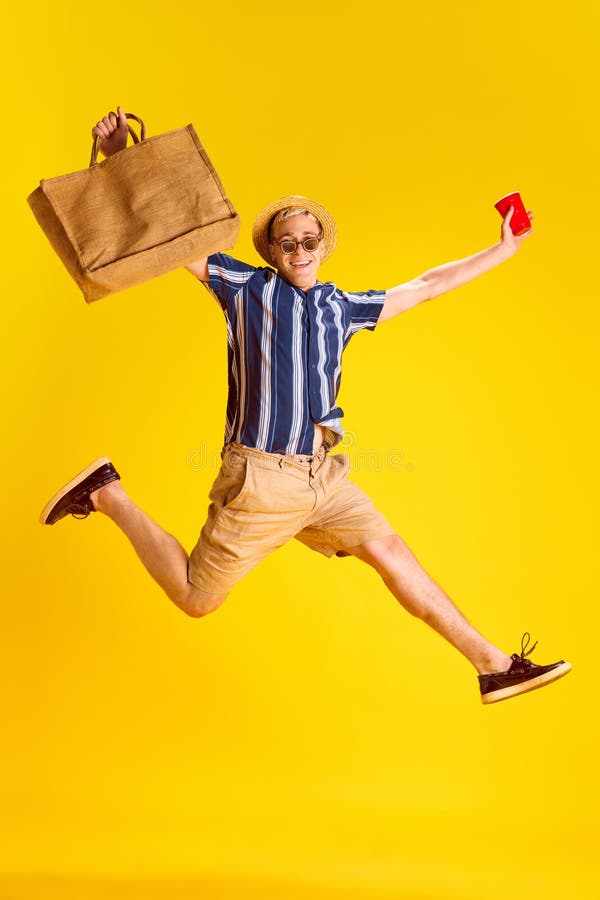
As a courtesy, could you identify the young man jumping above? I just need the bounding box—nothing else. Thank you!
[40,108,571,704]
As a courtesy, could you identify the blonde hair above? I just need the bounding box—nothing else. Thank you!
[269,207,322,239]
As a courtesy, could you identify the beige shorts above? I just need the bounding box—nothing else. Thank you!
[188,443,395,595]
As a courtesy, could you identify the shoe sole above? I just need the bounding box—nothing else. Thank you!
[39,456,112,525]
[481,661,572,704]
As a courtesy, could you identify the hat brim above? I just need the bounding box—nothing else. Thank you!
[252,195,337,266]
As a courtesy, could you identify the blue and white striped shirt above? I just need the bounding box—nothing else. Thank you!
[204,253,386,455]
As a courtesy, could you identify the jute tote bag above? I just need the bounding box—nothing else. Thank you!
[27,113,241,302]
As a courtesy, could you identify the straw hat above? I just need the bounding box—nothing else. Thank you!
[252,195,337,265]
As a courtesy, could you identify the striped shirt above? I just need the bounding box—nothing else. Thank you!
[203,253,386,455]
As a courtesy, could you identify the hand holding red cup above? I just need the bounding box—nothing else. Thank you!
[494,191,532,236]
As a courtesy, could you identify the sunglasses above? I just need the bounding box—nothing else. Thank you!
[272,236,322,254]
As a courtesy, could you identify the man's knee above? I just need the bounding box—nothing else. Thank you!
[351,533,415,574]
[179,584,229,618]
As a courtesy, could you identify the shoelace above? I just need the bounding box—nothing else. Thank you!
[68,502,91,520]
[520,632,538,660]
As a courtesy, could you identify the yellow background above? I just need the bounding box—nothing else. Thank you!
[2,1,598,897]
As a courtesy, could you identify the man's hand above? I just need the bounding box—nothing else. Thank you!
[91,106,128,158]
[500,205,535,256]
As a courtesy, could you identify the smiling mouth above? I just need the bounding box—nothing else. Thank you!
[291,261,311,268]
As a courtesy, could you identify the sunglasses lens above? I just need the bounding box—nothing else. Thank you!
[277,237,321,254]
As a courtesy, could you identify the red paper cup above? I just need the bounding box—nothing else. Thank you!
[494,191,531,236]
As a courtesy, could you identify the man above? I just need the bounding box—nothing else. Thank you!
[40,108,571,704]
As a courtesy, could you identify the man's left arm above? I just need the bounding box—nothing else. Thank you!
[378,207,534,323]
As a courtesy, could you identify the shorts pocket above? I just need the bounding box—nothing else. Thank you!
[330,452,350,476]
[210,455,253,510]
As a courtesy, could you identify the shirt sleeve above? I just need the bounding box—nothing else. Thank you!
[204,253,257,308]
[342,288,387,334]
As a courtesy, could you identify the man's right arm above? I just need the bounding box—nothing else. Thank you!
[185,258,209,281]
[92,105,209,282]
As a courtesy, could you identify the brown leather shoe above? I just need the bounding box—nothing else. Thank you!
[39,457,120,525]
[479,633,572,704]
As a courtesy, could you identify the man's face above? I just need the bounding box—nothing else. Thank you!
[268,214,324,290]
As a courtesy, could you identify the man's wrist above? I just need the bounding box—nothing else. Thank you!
[494,240,517,263]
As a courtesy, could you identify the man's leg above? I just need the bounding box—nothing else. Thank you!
[347,533,511,674]
[91,480,227,618]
